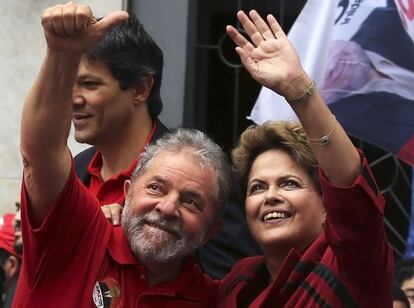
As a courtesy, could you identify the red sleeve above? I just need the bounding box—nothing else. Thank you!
[321,150,393,291]
[20,161,112,288]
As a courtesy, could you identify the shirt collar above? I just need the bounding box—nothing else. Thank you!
[107,226,139,265]
[87,119,158,180]
[107,227,214,302]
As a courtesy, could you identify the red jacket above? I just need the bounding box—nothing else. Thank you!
[218,153,393,308]
[15,165,217,308]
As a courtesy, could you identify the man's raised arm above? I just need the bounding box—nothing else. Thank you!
[20,2,128,225]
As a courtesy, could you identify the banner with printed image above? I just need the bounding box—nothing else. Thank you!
[250,0,414,166]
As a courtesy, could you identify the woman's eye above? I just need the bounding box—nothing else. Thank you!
[248,183,265,195]
[282,180,299,189]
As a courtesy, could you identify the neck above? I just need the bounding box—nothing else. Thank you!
[144,258,184,286]
[98,107,153,181]
[262,237,319,281]
[261,245,291,281]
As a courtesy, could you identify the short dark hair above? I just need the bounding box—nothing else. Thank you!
[393,281,410,307]
[85,12,164,118]
[395,257,414,286]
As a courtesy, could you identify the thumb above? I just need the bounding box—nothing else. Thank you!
[91,11,129,36]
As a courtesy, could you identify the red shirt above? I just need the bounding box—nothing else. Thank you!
[14,165,217,308]
[218,153,393,307]
[88,121,157,206]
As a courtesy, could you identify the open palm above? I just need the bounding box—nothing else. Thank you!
[226,10,305,98]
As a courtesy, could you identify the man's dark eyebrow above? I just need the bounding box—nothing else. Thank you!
[76,74,103,82]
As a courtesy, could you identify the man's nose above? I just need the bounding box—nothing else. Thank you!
[72,86,85,106]
[155,193,180,218]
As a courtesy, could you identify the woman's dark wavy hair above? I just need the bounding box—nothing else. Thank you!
[85,12,164,118]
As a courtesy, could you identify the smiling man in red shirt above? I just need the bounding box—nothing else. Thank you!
[15,3,231,307]
[70,3,168,220]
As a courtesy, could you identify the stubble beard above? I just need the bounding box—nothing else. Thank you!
[121,207,206,265]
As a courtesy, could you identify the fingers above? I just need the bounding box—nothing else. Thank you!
[234,10,285,44]
[41,2,128,38]
[236,10,264,47]
[235,47,257,76]
[92,10,129,37]
[267,14,287,39]
[42,2,92,36]
[249,10,275,40]
[74,5,94,33]
[102,205,111,220]
[226,25,254,55]
[61,3,76,35]
[102,204,123,226]
[50,7,65,36]
[110,204,123,226]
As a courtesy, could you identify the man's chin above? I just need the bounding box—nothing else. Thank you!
[143,223,180,240]
[74,133,95,145]
[133,241,184,264]
[129,231,189,263]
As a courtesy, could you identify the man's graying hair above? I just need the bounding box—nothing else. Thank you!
[131,128,231,221]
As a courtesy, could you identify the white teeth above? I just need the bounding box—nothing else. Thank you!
[263,212,287,221]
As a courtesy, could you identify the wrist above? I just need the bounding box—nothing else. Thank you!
[286,80,316,105]
[283,73,314,103]
[45,49,83,70]
[46,48,83,60]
